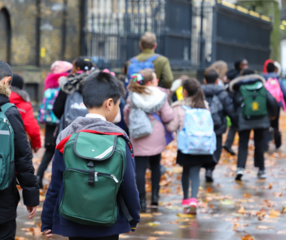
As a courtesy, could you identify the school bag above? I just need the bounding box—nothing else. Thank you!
[205,95,223,129]
[59,131,132,226]
[177,106,216,155]
[265,77,286,111]
[59,91,88,131]
[126,55,159,92]
[38,88,60,124]
[0,103,15,190]
[239,81,268,119]
[152,113,174,145]
[129,108,154,139]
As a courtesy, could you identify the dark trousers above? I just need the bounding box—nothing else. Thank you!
[237,129,265,170]
[135,154,161,197]
[0,220,16,240]
[224,126,236,148]
[37,147,55,180]
[271,106,280,130]
[205,135,222,171]
[70,235,119,240]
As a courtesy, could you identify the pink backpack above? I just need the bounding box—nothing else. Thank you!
[265,78,286,111]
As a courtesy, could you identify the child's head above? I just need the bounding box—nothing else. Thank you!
[182,78,206,109]
[11,74,24,90]
[128,68,158,94]
[0,61,12,87]
[204,69,219,85]
[266,62,276,73]
[71,57,94,74]
[241,69,255,76]
[82,71,124,122]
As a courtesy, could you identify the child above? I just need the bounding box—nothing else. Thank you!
[202,69,237,182]
[0,61,39,238]
[166,78,214,213]
[123,68,174,212]
[229,69,278,180]
[37,61,73,188]
[9,74,41,152]
[41,71,140,240]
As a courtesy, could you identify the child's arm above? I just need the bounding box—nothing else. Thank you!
[41,150,65,233]
[123,104,131,126]
[220,92,237,126]
[159,100,174,124]
[165,106,180,132]
[120,144,141,231]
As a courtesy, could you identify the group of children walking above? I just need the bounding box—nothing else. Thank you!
[0,53,283,239]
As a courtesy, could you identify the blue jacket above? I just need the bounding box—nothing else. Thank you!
[263,72,286,106]
[41,143,140,238]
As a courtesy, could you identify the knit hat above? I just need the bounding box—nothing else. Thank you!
[51,61,73,74]
[11,74,24,90]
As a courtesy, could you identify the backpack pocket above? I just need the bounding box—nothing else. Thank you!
[59,168,119,226]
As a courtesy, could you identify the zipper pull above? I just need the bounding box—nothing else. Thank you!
[111,175,119,183]
[94,172,98,182]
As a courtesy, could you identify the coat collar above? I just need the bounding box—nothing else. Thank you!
[229,74,266,92]
[0,84,11,97]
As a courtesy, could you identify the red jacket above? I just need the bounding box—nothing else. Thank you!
[9,87,41,150]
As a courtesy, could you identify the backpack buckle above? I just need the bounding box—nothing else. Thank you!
[88,168,95,186]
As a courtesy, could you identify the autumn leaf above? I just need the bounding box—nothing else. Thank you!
[237,205,247,214]
[206,187,213,193]
[146,222,160,226]
[119,235,130,239]
[15,238,28,240]
[269,209,281,218]
[243,192,251,198]
[140,213,153,218]
[147,237,159,240]
[241,234,255,240]
[233,223,240,231]
[177,213,195,218]
[281,206,286,213]
[256,226,274,230]
[153,231,173,235]
[273,192,283,197]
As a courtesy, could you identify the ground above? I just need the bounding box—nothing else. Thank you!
[15,115,286,240]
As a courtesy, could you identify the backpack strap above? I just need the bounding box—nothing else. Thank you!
[145,54,160,63]
[118,195,133,222]
[130,57,139,64]
[181,105,190,111]
[0,103,15,114]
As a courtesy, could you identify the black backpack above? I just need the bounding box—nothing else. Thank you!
[206,95,224,129]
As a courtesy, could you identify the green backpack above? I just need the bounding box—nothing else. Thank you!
[239,81,268,119]
[59,131,132,226]
[0,103,15,191]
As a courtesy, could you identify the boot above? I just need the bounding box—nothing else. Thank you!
[140,195,146,212]
[151,188,159,206]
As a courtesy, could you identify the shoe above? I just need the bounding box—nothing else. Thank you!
[151,188,159,206]
[189,198,198,214]
[37,175,43,189]
[223,146,236,156]
[235,168,244,181]
[205,169,214,183]
[257,170,266,179]
[182,199,191,207]
[139,195,146,212]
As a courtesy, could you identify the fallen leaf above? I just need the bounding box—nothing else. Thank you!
[119,235,130,239]
[146,222,160,226]
[15,238,28,240]
[243,192,251,198]
[240,234,254,240]
[206,187,213,193]
[177,213,195,218]
[282,206,286,213]
[237,206,247,214]
[40,195,46,202]
[140,213,153,218]
[147,237,159,240]
[256,225,274,230]
[269,209,281,218]
[152,213,162,216]
[273,192,283,197]
[233,223,240,231]
[153,231,173,235]
[179,225,190,228]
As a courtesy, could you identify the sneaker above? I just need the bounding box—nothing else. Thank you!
[205,169,214,183]
[257,170,266,179]
[182,199,191,208]
[189,198,198,214]
[235,168,244,181]
[223,146,236,156]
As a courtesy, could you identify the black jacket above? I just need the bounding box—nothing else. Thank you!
[229,74,278,132]
[53,89,67,120]
[202,84,237,135]
[0,94,39,224]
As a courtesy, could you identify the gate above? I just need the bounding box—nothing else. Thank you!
[82,0,192,69]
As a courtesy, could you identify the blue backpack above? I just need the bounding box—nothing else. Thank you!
[178,106,216,155]
[126,55,159,91]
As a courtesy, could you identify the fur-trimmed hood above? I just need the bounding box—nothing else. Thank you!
[130,86,167,113]
[10,86,30,102]
[229,74,266,92]
[0,84,11,97]
[44,72,69,90]
[172,97,209,109]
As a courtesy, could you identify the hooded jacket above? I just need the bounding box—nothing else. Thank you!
[44,72,68,90]
[9,86,41,150]
[0,85,39,224]
[229,74,278,132]
[202,84,237,135]
[41,117,140,238]
[123,87,174,156]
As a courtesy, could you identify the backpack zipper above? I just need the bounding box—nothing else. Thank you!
[67,168,119,183]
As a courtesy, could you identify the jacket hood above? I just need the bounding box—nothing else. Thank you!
[130,86,167,113]
[263,72,280,80]
[44,72,69,90]
[229,74,266,92]
[172,97,209,109]
[202,84,225,96]
[56,117,127,146]
[10,86,30,102]
[0,84,11,97]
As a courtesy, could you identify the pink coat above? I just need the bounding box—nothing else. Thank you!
[124,88,174,157]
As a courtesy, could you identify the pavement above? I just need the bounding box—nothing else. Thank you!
[15,117,286,240]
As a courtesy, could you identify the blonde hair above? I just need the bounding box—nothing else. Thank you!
[140,32,157,49]
[128,68,154,94]
[209,61,228,80]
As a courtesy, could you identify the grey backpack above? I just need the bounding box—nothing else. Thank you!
[205,95,223,129]
[59,91,88,131]
[129,108,153,139]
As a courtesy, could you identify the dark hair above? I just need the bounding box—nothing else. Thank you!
[128,68,154,94]
[83,72,124,108]
[234,59,246,71]
[74,57,94,72]
[0,61,12,80]
[241,69,255,76]
[182,78,206,109]
[204,69,219,84]
[226,69,238,81]
[266,62,276,73]
[12,74,24,89]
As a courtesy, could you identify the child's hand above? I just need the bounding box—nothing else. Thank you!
[26,206,37,219]
[43,230,53,239]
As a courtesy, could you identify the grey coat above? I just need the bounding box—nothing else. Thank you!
[229,74,278,132]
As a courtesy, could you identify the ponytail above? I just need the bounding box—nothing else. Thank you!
[182,78,206,109]
[128,68,154,95]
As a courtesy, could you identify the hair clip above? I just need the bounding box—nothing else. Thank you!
[84,66,89,70]
[102,69,116,76]
[131,74,144,85]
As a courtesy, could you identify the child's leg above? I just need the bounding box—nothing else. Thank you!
[224,126,236,148]
[254,129,265,170]
[149,154,161,205]
[214,135,223,165]
[135,156,149,197]
[37,147,55,188]
[237,130,251,169]
[189,166,201,198]
[182,166,191,199]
